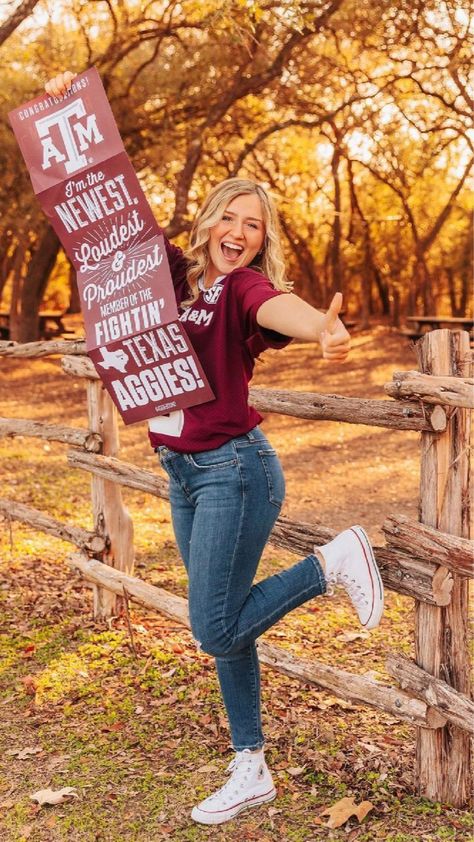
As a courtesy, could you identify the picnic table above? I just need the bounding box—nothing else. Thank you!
[0,310,67,340]
[403,315,474,341]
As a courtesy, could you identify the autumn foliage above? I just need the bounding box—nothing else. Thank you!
[0,1,472,339]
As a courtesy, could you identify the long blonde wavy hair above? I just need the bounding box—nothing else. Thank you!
[183,178,292,305]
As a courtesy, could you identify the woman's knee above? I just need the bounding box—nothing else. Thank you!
[191,619,235,657]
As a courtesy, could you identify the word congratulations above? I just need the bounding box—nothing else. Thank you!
[17,78,89,122]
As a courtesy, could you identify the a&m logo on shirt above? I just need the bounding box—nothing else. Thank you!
[203,284,224,305]
[36,99,104,174]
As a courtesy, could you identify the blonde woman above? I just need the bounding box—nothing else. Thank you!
[46,73,384,827]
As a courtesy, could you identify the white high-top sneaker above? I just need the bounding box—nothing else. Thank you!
[317,525,384,630]
[191,749,276,825]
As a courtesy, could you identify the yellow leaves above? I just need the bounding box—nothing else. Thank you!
[31,651,89,706]
[317,795,375,829]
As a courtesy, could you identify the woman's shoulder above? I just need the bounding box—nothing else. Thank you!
[227,266,274,288]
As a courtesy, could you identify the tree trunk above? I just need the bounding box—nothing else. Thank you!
[279,214,322,305]
[329,144,343,299]
[0,231,18,301]
[9,226,60,342]
[446,268,458,316]
[66,260,81,314]
[373,262,391,317]
[414,255,433,316]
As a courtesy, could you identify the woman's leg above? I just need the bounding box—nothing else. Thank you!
[157,433,383,825]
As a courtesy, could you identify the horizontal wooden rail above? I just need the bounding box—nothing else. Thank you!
[0,498,105,553]
[67,552,446,730]
[0,417,102,452]
[249,387,446,432]
[66,449,453,606]
[385,370,474,409]
[386,653,474,735]
[67,449,169,497]
[383,514,473,579]
[258,645,445,730]
[60,354,446,433]
[0,338,86,357]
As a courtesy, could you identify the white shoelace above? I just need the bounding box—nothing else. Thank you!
[204,754,257,805]
[327,573,369,608]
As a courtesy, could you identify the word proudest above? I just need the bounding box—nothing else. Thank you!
[82,242,164,309]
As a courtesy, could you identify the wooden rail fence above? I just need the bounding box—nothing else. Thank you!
[0,329,472,807]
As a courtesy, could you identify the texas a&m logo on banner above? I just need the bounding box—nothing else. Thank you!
[37,98,104,174]
[9,70,123,194]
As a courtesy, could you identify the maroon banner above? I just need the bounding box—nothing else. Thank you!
[9,67,213,424]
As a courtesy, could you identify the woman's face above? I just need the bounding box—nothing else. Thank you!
[206,193,265,283]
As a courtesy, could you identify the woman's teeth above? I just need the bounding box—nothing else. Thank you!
[221,242,244,261]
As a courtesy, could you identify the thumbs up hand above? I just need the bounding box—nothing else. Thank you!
[319,292,351,362]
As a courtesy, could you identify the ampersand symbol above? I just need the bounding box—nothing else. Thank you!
[111,251,126,272]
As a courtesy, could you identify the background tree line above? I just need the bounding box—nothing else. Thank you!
[0,0,472,341]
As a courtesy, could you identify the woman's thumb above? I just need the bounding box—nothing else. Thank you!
[324,292,343,333]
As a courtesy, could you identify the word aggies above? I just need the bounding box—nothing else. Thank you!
[110,354,205,412]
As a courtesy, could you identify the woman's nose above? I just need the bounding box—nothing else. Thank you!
[229,219,244,238]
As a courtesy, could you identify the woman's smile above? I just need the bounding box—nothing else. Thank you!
[221,241,245,262]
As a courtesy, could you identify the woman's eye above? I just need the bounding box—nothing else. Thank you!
[222,214,232,221]
[247,223,258,229]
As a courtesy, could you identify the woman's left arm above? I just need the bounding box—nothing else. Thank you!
[256,291,351,361]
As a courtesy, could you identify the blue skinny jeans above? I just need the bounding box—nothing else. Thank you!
[157,426,326,751]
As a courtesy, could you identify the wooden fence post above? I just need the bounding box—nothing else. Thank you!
[417,329,472,806]
[87,380,134,618]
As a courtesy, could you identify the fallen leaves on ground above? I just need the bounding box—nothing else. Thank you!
[29,786,79,806]
[318,795,375,828]
[6,746,42,759]
[1,332,472,841]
